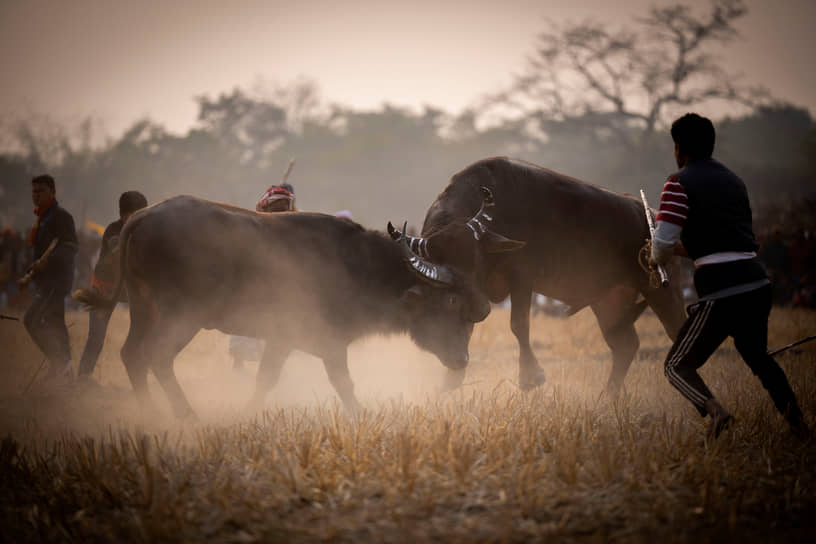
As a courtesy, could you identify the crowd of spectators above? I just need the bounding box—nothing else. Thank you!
[755,198,816,308]
[0,227,27,309]
[2,198,815,311]
[758,227,815,307]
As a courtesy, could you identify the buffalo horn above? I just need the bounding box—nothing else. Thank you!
[465,186,497,240]
[386,221,431,258]
[388,221,454,286]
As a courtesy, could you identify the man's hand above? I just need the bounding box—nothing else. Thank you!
[649,241,687,268]
[31,257,48,274]
[17,257,47,288]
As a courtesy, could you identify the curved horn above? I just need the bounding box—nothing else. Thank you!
[466,186,497,240]
[386,221,431,258]
[388,220,454,286]
[387,221,400,240]
[479,186,495,205]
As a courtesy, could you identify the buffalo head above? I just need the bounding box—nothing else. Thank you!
[385,221,481,370]
[390,186,525,311]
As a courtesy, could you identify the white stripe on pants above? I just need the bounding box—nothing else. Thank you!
[665,300,714,408]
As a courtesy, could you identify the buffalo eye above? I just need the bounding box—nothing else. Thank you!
[446,294,459,308]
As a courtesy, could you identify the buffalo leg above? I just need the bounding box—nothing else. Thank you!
[121,301,154,408]
[246,345,292,412]
[510,283,546,390]
[592,290,641,395]
[320,346,361,411]
[643,282,686,342]
[441,368,466,391]
[143,318,199,419]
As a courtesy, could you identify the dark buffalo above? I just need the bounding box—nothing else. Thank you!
[390,157,687,394]
[79,196,487,418]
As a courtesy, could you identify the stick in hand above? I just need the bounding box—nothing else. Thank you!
[639,189,669,288]
[18,238,58,288]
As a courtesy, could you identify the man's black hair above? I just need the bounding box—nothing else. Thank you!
[671,113,715,160]
[280,183,294,194]
[119,190,148,216]
[31,174,55,191]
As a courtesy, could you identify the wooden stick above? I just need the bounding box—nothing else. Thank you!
[281,157,296,185]
[639,189,669,287]
[768,335,816,357]
[18,238,59,288]
[23,357,47,394]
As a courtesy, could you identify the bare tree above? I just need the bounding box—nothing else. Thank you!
[195,78,328,168]
[493,0,765,151]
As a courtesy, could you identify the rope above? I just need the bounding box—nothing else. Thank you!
[638,239,661,289]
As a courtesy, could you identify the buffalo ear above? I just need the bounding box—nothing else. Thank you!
[481,231,526,253]
[469,296,492,322]
[400,284,425,311]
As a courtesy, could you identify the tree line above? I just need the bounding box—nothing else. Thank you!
[0,0,813,233]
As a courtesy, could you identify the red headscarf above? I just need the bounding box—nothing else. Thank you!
[28,197,56,246]
[256,185,294,212]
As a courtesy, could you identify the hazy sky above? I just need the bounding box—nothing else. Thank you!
[1,0,814,138]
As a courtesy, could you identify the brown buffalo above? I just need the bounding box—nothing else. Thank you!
[79,195,488,418]
[391,157,687,394]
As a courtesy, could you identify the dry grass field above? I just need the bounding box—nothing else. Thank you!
[1,304,814,542]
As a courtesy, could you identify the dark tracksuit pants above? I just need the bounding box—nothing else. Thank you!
[664,284,804,423]
[78,307,113,376]
[23,286,72,369]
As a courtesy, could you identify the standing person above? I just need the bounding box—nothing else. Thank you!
[0,228,16,308]
[758,225,792,305]
[76,191,148,383]
[650,113,807,439]
[229,183,295,372]
[21,175,78,381]
[255,182,296,212]
[1,229,26,308]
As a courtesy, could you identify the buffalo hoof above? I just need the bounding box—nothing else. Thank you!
[441,368,466,392]
[343,397,363,415]
[604,381,624,399]
[244,391,269,415]
[519,368,547,391]
[177,410,200,424]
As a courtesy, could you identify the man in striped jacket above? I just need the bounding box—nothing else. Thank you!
[650,113,807,439]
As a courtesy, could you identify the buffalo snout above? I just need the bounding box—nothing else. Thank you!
[441,350,469,370]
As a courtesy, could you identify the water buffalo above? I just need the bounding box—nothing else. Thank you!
[391,157,687,394]
[79,195,487,418]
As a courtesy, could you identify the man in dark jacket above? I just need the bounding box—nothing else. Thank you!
[76,191,148,382]
[650,113,807,439]
[22,174,78,380]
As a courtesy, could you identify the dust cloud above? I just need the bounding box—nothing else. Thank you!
[1,292,680,444]
[177,331,451,417]
[0,305,453,440]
